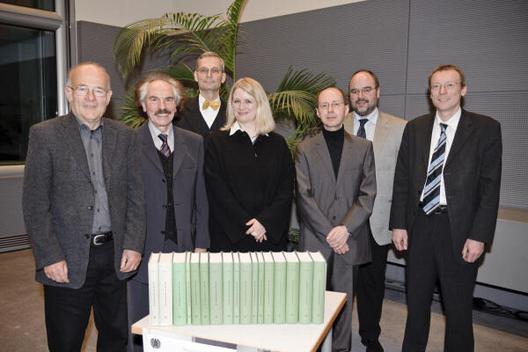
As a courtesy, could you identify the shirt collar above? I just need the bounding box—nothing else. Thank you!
[434,107,462,129]
[353,107,379,125]
[229,121,269,140]
[75,116,104,131]
[148,120,174,140]
[199,94,220,105]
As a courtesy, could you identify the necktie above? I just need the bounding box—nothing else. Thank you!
[158,133,171,157]
[422,123,448,215]
[357,118,368,139]
[202,99,220,110]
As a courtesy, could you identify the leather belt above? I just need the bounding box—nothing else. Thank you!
[419,203,448,215]
[88,231,113,246]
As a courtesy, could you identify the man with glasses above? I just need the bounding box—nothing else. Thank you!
[296,87,376,352]
[344,70,406,352]
[23,61,145,351]
[390,64,502,351]
[176,51,227,136]
[127,72,209,351]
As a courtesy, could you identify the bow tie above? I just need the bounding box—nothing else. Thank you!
[202,100,220,111]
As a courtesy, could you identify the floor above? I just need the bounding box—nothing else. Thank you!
[1,249,526,351]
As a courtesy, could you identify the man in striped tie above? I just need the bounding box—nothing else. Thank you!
[389,64,502,352]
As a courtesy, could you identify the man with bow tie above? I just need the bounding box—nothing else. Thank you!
[128,72,209,351]
[176,51,227,137]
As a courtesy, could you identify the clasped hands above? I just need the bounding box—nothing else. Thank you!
[326,225,350,255]
[246,218,267,243]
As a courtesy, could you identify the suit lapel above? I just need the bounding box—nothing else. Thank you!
[60,114,91,180]
[419,114,435,172]
[373,112,391,149]
[313,132,336,186]
[102,119,117,188]
[172,126,187,175]
[336,133,354,189]
[445,110,474,169]
[139,123,164,174]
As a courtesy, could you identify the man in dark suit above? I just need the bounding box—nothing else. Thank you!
[390,64,502,351]
[176,51,227,136]
[23,62,145,351]
[344,69,406,352]
[296,87,376,352]
[128,72,209,351]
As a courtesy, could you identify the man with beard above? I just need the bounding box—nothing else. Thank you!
[176,52,227,137]
[128,72,209,351]
[344,70,406,352]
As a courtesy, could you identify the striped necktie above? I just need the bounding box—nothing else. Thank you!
[422,123,448,215]
[357,118,368,139]
[158,133,171,157]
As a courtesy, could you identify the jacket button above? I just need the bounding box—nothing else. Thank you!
[332,216,336,220]
[87,206,93,210]
[84,234,90,239]
[162,179,166,183]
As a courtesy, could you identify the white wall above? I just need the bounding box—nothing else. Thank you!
[75,0,366,27]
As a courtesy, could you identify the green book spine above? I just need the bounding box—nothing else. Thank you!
[158,252,173,325]
[296,251,314,324]
[209,253,223,325]
[284,251,300,323]
[262,252,274,324]
[172,252,187,326]
[256,252,265,324]
[222,252,234,324]
[310,251,327,323]
[199,252,210,325]
[250,252,258,324]
[190,253,201,325]
[233,252,240,324]
[272,252,286,323]
[239,252,252,324]
[148,253,160,325]
[185,252,192,324]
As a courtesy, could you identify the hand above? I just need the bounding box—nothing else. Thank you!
[326,225,349,250]
[333,242,350,255]
[120,249,142,272]
[194,248,207,253]
[462,239,485,263]
[392,229,408,251]
[44,260,69,283]
[246,218,267,242]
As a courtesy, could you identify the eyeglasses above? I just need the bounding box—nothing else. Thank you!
[430,81,461,92]
[318,101,345,111]
[67,85,109,97]
[196,67,223,75]
[349,86,376,96]
[147,96,177,105]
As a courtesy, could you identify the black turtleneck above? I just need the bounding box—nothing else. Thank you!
[322,126,344,179]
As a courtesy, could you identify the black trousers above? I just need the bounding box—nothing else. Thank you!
[44,241,128,352]
[402,210,478,352]
[357,232,390,343]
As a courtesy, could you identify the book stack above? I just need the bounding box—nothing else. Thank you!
[148,251,327,326]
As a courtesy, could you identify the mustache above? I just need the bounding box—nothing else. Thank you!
[155,109,172,115]
[355,99,369,104]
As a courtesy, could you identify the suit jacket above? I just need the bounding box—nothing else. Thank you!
[175,97,226,137]
[344,111,406,245]
[390,110,502,261]
[296,130,377,265]
[22,113,145,289]
[134,123,209,283]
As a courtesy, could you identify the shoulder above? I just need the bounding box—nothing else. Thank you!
[406,113,434,130]
[379,111,407,128]
[463,110,500,128]
[174,125,203,144]
[104,117,134,134]
[296,131,322,154]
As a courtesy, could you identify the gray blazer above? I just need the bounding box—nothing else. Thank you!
[133,123,209,283]
[344,111,406,245]
[22,114,146,289]
[295,130,376,265]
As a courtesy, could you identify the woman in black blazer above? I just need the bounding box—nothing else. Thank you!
[205,77,294,252]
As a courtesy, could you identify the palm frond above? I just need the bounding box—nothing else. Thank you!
[119,88,146,128]
[216,0,246,78]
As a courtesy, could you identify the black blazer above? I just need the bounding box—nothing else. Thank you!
[390,110,502,261]
[175,97,226,137]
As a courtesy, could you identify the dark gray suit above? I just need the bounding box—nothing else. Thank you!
[23,113,145,288]
[296,130,376,351]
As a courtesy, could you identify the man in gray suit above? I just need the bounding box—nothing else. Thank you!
[296,87,376,352]
[344,70,406,352]
[23,62,145,351]
[128,72,209,351]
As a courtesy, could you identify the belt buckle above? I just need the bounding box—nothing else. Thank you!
[92,234,106,246]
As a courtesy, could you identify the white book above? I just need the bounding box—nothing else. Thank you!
[256,252,265,324]
[272,251,287,323]
[172,252,187,326]
[239,252,252,324]
[222,252,234,324]
[233,252,240,324]
[209,252,223,325]
[284,251,300,323]
[296,251,314,324]
[148,253,161,325]
[262,251,275,324]
[158,252,174,325]
[310,251,327,323]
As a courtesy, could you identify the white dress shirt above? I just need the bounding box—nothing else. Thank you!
[148,121,174,152]
[421,107,462,205]
[198,94,221,128]
[353,107,378,141]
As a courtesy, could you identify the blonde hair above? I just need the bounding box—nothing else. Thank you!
[223,77,275,135]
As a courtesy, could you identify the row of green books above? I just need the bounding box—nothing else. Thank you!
[148,251,327,326]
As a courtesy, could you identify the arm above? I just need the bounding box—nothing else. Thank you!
[193,137,210,249]
[254,138,294,243]
[294,144,333,238]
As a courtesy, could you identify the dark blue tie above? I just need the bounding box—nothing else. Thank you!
[357,118,368,139]
[422,123,448,215]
